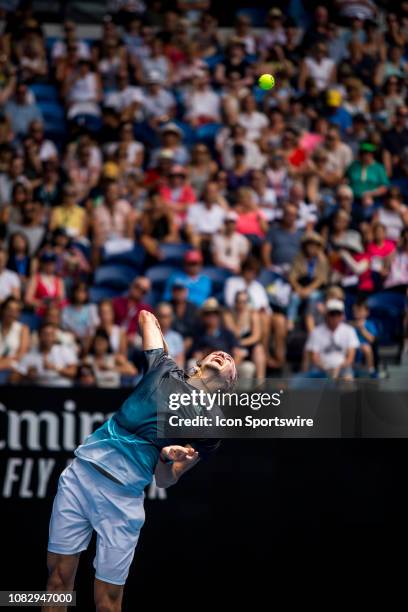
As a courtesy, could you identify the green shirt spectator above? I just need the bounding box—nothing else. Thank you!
[346,142,389,199]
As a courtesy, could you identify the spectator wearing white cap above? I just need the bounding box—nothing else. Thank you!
[211,211,250,273]
[304,298,360,380]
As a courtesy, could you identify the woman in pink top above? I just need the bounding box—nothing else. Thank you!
[366,222,396,271]
[234,187,268,239]
[159,165,196,226]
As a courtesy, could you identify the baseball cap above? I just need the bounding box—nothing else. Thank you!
[184,250,203,264]
[326,299,345,313]
[269,7,283,18]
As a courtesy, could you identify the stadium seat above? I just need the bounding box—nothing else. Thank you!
[40,100,65,121]
[237,7,268,27]
[89,286,123,303]
[72,114,102,133]
[366,291,406,347]
[146,265,179,303]
[20,311,41,331]
[195,123,223,147]
[201,266,232,295]
[253,86,267,104]
[94,264,138,291]
[30,83,59,102]
[40,100,67,137]
[158,243,192,265]
[173,120,196,145]
[102,244,145,270]
[204,54,224,70]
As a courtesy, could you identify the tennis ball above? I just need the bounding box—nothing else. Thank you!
[258,74,275,90]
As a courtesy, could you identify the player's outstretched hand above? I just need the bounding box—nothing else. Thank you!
[161,445,198,463]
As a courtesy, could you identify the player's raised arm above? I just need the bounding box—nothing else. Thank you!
[138,309,169,353]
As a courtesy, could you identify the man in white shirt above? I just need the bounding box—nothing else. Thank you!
[15,323,78,387]
[211,212,250,273]
[104,70,144,121]
[0,248,20,302]
[304,299,360,380]
[185,181,227,248]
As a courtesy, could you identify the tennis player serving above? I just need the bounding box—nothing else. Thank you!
[42,309,237,612]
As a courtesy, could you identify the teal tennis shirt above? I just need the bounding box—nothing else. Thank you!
[75,349,220,492]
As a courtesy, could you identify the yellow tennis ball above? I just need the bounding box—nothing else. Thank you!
[258,73,275,90]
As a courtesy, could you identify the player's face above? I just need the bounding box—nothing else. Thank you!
[200,351,236,390]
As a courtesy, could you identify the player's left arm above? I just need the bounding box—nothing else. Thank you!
[138,309,169,353]
[154,445,200,488]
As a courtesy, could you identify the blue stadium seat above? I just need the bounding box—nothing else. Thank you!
[146,265,179,303]
[366,291,406,346]
[40,100,65,121]
[40,100,66,137]
[158,243,192,265]
[253,86,267,104]
[89,286,123,303]
[94,264,138,291]
[237,8,268,27]
[30,83,59,102]
[202,266,232,294]
[20,311,41,331]
[45,36,58,55]
[102,244,145,269]
[204,54,224,70]
[195,123,222,146]
[173,120,196,145]
[72,114,102,133]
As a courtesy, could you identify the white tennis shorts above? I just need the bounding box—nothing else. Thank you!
[48,458,145,585]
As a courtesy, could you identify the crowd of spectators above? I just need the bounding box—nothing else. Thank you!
[0,0,407,388]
